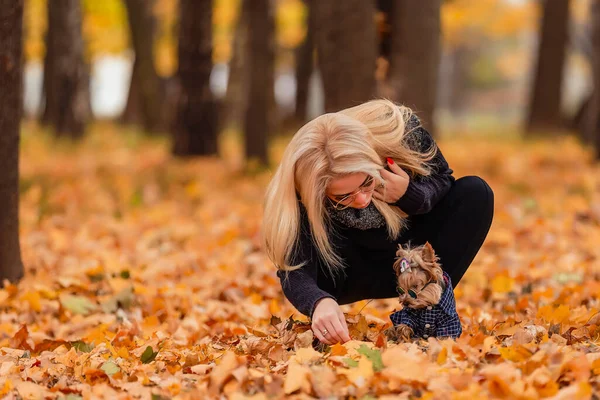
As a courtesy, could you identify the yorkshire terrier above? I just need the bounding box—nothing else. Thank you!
[385,242,462,341]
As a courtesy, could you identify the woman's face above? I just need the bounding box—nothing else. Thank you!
[326,173,375,210]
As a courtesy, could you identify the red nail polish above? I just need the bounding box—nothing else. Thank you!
[387,157,394,164]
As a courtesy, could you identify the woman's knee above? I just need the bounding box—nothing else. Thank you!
[455,176,494,217]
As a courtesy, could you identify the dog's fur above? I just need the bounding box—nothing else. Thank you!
[385,242,446,341]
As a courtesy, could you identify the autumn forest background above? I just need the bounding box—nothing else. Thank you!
[1,0,600,398]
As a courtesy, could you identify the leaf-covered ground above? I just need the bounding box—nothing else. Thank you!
[2,124,600,399]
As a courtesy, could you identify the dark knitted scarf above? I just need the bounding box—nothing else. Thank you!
[326,200,386,230]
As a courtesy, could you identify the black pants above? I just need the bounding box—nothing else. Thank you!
[336,176,494,303]
[400,176,494,286]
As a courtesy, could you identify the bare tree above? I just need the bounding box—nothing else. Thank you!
[172,0,219,156]
[123,0,164,133]
[244,0,275,165]
[526,0,570,133]
[0,0,25,285]
[314,0,377,112]
[42,0,90,138]
[389,0,441,134]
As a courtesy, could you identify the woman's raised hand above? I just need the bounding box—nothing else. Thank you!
[373,158,410,203]
[311,297,351,344]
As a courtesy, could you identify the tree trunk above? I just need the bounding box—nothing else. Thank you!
[172,0,219,156]
[389,0,441,134]
[0,0,25,285]
[123,0,164,134]
[40,16,54,124]
[244,0,275,165]
[223,0,250,131]
[43,0,90,138]
[377,0,393,60]
[314,0,377,112]
[294,0,314,123]
[121,58,142,125]
[584,0,600,159]
[526,0,570,133]
[445,45,472,116]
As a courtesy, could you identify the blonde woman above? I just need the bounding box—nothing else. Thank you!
[263,99,494,345]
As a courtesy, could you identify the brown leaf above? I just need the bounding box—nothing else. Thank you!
[9,325,33,351]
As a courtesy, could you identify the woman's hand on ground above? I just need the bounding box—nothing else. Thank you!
[311,297,351,345]
[374,158,410,203]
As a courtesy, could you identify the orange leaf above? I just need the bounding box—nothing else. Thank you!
[329,343,348,357]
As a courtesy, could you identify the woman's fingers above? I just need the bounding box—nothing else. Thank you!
[324,320,344,344]
[314,328,330,344]
[313,324,333,344]
[387,160,409,178]
[338,311,351,342]
[313,317,351,344]
[381,167,408,182]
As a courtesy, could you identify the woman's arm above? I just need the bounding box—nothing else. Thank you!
[394,115,455,215]
[276,207,336,318]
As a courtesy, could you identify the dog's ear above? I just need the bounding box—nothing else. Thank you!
[396,243,408,258]
[422,242,437,264]
[392,256,403,276]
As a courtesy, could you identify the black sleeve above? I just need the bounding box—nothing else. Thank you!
[394,115,455,215]
[276,206,337,318]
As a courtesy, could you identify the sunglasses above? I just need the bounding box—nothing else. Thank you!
[396,279,438,299]
[328,176,383,210]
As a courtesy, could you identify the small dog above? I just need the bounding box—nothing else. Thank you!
[385,242,462,341]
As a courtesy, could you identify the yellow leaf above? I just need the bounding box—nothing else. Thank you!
[116,346,129,359]
[536,304,570,324]
[0,380,13,396]
[293,347,322,364]
[268,299,281,315]
[250,293,262,305]
[85,324,110,344]
[491,275,514,293]
[339,356,374,387]
[210,351,244,394]
[437,347,448,365]
[21,291,41,312]
[283,362,311,394]
[498,344,533,362]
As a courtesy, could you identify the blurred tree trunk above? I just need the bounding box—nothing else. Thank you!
[294,0,314,123]
[0,0,25,285]
[389,0,441,134]
[172,0,218,156]
[583,0,600,159]
[123,0,164,133]
[244,0,275,165]
[377,0,393,60]
[42,0,90,138]
[121,55,142,125]
[446,45,471,116]
[223,1,250,131]
[315,0,377,112]
[40,12,54,125]
[526,0,570,133]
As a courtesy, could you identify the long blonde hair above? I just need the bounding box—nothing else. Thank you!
[262,99,437,278]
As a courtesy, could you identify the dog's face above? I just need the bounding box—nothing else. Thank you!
[393,242,444,309]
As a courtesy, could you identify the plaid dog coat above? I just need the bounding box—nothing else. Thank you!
[389,271,462,339]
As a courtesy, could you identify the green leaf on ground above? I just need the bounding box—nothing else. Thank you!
[141,346,158,363]
[357,344,384,372]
